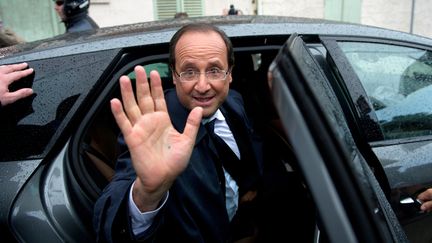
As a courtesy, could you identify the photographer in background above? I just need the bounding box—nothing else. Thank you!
[53,0,99,33]
[223,4,243,16]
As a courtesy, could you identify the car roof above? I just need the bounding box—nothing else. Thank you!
[1,15,432,63]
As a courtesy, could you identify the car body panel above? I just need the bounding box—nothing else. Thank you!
[0,159,40,241]
[11,143,93,242]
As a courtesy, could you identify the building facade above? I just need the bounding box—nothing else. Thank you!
[0,0,431,42]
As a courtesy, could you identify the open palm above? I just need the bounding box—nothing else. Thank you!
[110,66,202,211]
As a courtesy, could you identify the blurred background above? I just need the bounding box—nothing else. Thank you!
[0,0,431,42]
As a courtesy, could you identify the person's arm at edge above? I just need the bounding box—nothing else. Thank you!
[417,188,432,212]
[0,62,33,106]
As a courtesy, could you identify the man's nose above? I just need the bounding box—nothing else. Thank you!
[194,73,210,91]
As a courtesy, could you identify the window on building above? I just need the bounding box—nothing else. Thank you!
[155,0,203,20]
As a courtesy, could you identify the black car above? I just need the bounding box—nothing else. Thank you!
[1,15,432,243]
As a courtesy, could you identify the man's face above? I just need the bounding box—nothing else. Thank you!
[54,1,67,21]
[173,31,232,118]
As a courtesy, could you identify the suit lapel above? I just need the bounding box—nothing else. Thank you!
[165,89,208,147]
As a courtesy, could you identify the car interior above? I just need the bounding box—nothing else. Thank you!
[71,43,325,242]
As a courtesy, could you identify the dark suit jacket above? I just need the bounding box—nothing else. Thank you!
[93,88,263,243]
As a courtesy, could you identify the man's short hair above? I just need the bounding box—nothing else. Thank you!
[169,23,234,71]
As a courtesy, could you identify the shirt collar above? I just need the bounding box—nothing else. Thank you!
[202,109,225,124]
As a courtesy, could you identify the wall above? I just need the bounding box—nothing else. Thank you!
[0,0,63,42]
[259,0,324,18]
[204,0,255,16]
[414,0,432,38]
[90,0,154,28]
[325,0,361,23]
[361,0,432,38]
[361,0,412,33]
[87,0,432,39]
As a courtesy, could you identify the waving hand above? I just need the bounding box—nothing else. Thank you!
[110,66,203,211]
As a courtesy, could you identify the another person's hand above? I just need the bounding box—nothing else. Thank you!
[110,65,203,212]
[0,62,34,106]
[417,188,432,212]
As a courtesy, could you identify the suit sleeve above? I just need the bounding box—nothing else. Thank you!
[93,134,136,242]
[93,135,166,243]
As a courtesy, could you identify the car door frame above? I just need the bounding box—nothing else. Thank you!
[269,33,409,243]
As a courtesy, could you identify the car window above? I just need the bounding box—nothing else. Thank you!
[339,42,432,140]
[0,50,116,162]
[144,63,171,77]
[127,62,173,90]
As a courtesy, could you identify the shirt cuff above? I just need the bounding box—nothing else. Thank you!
[128,181,169,236]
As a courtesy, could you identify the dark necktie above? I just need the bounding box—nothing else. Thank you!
[205,119,241,185]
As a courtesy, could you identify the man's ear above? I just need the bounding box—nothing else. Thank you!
[172,72,177,85]
[170,66,177,85]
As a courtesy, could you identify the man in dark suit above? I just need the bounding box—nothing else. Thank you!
[93,23,262,243]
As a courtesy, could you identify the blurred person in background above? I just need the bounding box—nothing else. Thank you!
[174,12,189,19]
[0,20,24,48]
[223,4,243,16]
[53,0,99,33]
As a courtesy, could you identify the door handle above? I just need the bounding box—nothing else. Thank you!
[399,195,425,214]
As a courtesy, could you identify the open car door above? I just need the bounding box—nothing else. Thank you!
[268,33,409,243]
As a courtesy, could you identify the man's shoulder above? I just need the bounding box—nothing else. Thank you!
[67,16,98,32]
[226,89,244,107]
[164,88,177,101]
[228,89,242,98]
[222,89,248,120]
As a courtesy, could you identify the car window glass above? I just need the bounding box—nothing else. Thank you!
[339,42,432,140]
[0,51,115,162]
[127,62,172,89]
[144,63,170,77]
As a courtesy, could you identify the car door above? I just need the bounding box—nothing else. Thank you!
[319,37,432,243]
[269,33,409,242]
[1,48,121,242]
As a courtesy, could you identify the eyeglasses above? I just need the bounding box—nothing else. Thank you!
[174,68,229,82]
[54,1,64,6]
